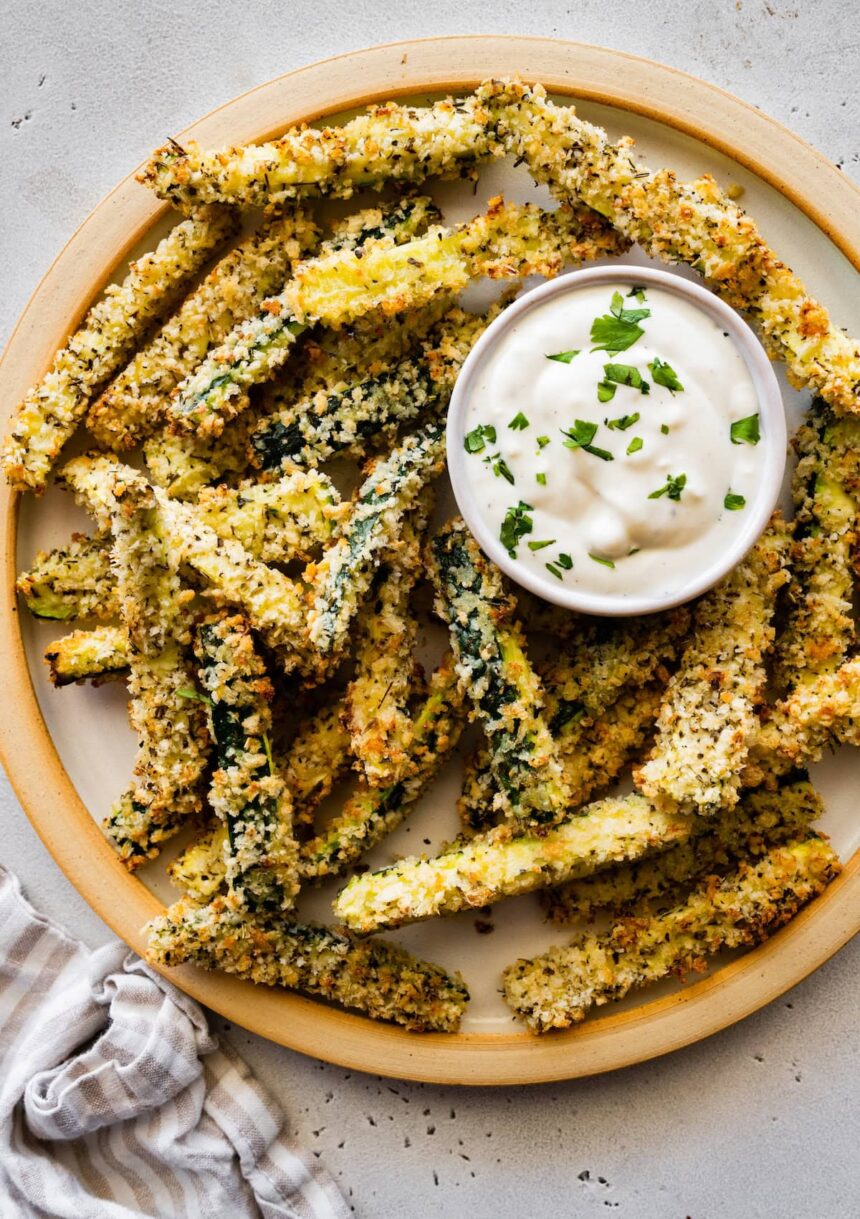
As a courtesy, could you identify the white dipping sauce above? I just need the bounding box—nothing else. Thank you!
[461,281,765,600]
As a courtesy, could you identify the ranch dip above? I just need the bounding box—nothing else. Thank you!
[460,281,766,601]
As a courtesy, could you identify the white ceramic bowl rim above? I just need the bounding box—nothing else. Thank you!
[446,264,788,616]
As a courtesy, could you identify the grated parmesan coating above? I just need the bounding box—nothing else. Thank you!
[542,777,823,924]
[169,824,228,902]
[635,518,791,814]
[303,652,466,879]
[44,624,130,686]
[429,518,570,826]
[334,794,697,934]
[3,206,237,492]
[505,836,840,1031]
[480,79,860,415]
[283,697,352,827]
[87,209,318,449]
[17,532,116,621]
[140,93,502,209]
[145,895,469,1032]
[306,424,445,658]
[195,612,299,912]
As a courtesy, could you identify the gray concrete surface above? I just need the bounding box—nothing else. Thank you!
[1,2,857,1216]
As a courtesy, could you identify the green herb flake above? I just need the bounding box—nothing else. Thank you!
[546,349,581,364]
[177,687,212,706]
[528,538,556,551]
[536,472,547,486]
[499,501,534,558]
[606,412,641,431]
[648,357,685,393]
[730,413,761,446]
[262,731,275,776]
[589,553,616,569]
[724,491,747,511]
[509,411,530,431]
[628,285,647,302]
[603,363,650,395]
[557,553,574,570]
[464,423,497,453]
[545,562,564,580]
[648,473,687,502]
[536,435,550,449]
[484,452,515,484]
[626,436,644,455]
[561,419,614,462]
[660,423,670,435]
[597,380,616,403]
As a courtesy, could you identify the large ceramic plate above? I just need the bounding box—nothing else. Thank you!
[1,37,858,1085]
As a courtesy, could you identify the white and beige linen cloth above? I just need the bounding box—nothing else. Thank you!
[0,866,349,1219]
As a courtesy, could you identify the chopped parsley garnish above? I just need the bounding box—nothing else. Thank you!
[499,501,534,557]
[628,285,647,302]
[464,423,497,453]
[598,380,616,403]
[626,436,644,455]
[730,413,761,445]
[177,687,212,706]
[484,452,515,484]
[536,435,550,449]
[724,491,747,511]
[509,411,530,430]
[561,419,613,461]
[557,553,573,570]
[603,363,650,394]
[590,290,650,355]
[536,472,547,486]
[648,472,687,502]
[545,562,564,580]
[606,411,641,431]
[660,423,670,435]
[528,538,556,551]
[648,357,684,393]
[546,349,581,364]
[589,553,616,569]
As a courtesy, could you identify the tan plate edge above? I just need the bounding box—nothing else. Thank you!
[1,36,858,1086]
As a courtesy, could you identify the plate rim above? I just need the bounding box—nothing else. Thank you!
[1,35,858,1086]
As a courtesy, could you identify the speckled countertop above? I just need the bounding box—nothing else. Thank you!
[2,3,858,1216]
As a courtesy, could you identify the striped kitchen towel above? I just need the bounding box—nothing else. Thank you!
[0,865,349,1219]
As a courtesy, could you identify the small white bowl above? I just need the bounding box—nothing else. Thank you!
[446,264,787,617]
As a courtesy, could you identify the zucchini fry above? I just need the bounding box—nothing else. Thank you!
[505,836,840,1031]
[167,197,438,436]
[3,206,237,492]
[195,612,299,911]
[481,79,860,415]
[344,493,431,784]
[307,424,445,658]
[302,653,465,879]
[45,624,130,686]
[146,895,469,1032]
[144,414,256,500]
[429,518,570,825]
[775,405,859,690]
[141,93,500,208]
[17,532,116,621]
[635,518,791,814]
[334,794,696,934]
[283,697,352,827]
[88,209,318,449]
[169,825,228,902]
[542,777,823,924]
[250,305,499,472]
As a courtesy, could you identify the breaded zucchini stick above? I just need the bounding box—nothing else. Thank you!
[44,624,130,686]
[303,653,465,878]
[250,305,499,472]
[429,518,570,825]
[283,697,353,827]
[146,895,469,1032]
[169,824,228,902]
[334,795,696,934]
[144,414,256,500]
[775,405,859,690]
[167,197,439,436]
[542,777,823,924]
[195,612,299,911]
[481,80,860,414]
[344,493,431,784]
[307,424,445,658]
[87,209,318,449]
[140,93,501,208]
[505,836,840,1031]
[16,532,116,621]
[636,519,791,814]
[3,207,237,492]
